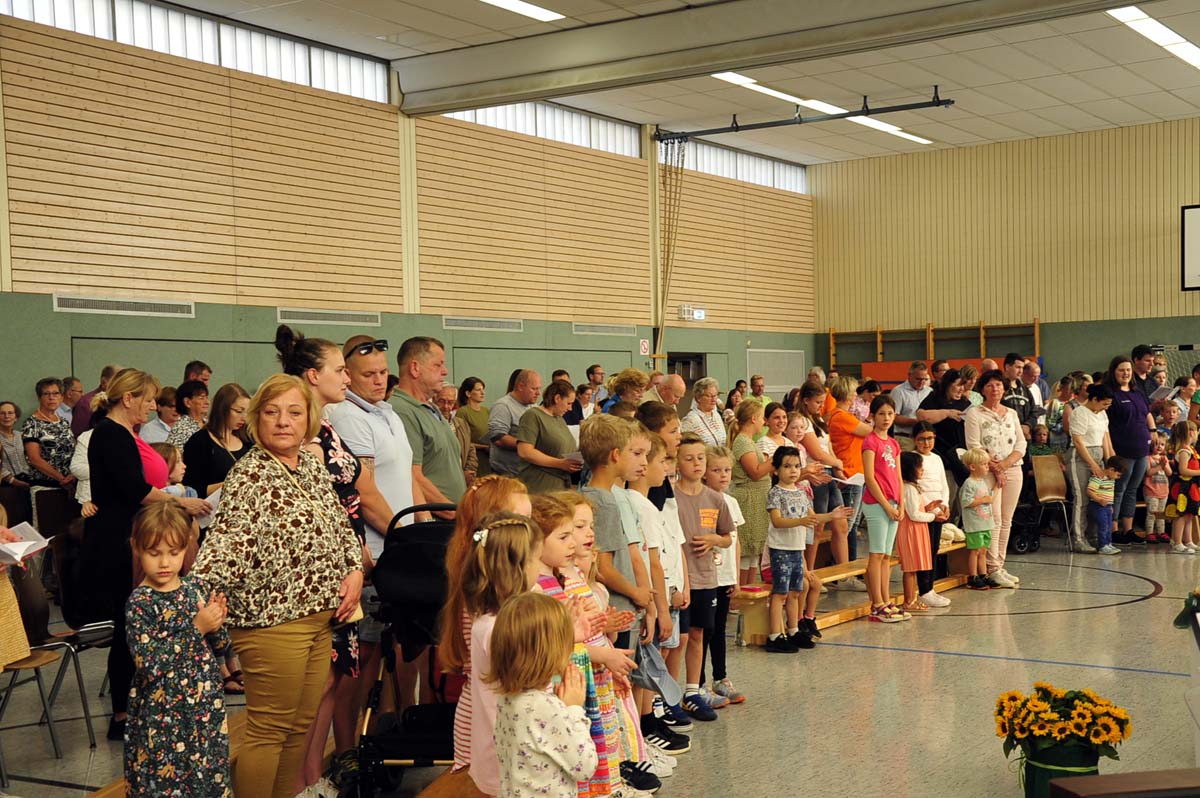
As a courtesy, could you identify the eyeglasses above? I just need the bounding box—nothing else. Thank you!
[915,435,936,442]
[346,339,388,358]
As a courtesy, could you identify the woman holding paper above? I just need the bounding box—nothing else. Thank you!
[516,380,582,494]
[82,368,212,741]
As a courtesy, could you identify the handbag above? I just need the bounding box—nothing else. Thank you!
[631,638,682,707]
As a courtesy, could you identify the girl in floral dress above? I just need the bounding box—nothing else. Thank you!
[125,501,230,798]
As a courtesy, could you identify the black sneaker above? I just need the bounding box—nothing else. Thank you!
[803,618,822,639]
[659,700,694,732]
[764,634,799,653]
[967,576,990,591]
[329,749,358,790]
[788,630,816,649]
[621,760,662,794]
[983,575,1004,588]
[641,717,691,754]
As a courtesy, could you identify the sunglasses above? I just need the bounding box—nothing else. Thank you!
[346,339,388,358]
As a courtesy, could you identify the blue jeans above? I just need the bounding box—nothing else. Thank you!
[839,483,863,560]
[1090,501,1114,548]
[1113,456,1148,521]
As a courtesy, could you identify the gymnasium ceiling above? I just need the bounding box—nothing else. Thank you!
[170,0,1200,164]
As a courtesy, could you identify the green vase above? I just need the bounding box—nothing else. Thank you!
[1024,744,1100,798]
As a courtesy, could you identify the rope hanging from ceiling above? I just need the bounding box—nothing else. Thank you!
[656,136,686,359]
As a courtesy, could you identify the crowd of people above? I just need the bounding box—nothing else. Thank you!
[1,335,1198,798]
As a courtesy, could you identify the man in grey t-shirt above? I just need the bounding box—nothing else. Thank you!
[488,369,542,476]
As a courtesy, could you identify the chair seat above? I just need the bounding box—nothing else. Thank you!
[1040,494,1068,503]
[3,649,63,672]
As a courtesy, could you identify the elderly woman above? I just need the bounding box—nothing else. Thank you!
[456,377,490,477]
[21,378,75,489]
[81,368,210,740]
[1102,355,1154,544]
[166,379,210,449]
[680,377,726,446]
[193,374,362,798]
[964,369,1027,589]
[0,401,31,489]
[601,368,650,413]
[517,380,582,493]
[183,383,251,498]
[1067,383,1115,552]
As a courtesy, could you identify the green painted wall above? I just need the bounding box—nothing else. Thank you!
[0,293,815,408]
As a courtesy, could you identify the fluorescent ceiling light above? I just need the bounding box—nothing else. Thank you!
[745,84,804,103]
[711,71,758,85]
[853,116,902,133]
[1126,17,1184,46]
[478,0,564,22]
[1166,41,1200,69]
[1106,6,1147,23]
[798,99,847,115]
[891,130,933,144]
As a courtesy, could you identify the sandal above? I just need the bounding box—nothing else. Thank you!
[903,600,930,612]
[223,670,245,695]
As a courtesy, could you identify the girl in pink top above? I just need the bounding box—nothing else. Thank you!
[861,395,910,624]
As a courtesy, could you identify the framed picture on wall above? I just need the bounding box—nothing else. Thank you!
[1184,204,1200,291]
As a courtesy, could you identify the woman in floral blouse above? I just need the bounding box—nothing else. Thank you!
[964,369,1027,590]
[21,377,76,489]
[193,374,362,798]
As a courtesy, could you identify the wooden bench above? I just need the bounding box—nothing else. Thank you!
[418,766,488,798]
[731,542,970,645]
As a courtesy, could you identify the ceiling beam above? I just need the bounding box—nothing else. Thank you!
[394,0,1131,115]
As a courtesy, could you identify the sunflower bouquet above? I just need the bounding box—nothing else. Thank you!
[995,683,1131,797]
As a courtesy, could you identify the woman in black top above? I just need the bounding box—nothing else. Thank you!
[917,368,972,487]
[182,383,251,498]
[81,369,210,739]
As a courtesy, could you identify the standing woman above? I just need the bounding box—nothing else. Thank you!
[516,380,582,494]
[681,377,727,447]
[82,369,211,740]
[456,377,491,477]
[964,370,1026,589]
[1067,383,1115,552]
[21,378,75,489]
[193,375,363,798]
[0,401,31,490]
[827,376,872,589]
[916,368,971,492]
[166,380,210,450]
[183,383,251,498]
[795,382,849,566]
[1103,355,1154,544]
[728,400,772,584]
[601,368,649,412]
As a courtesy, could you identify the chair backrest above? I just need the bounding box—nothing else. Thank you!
[51,519,93,630]
[0,574,32,667]
[1032,455,1068,503]
[0,485,32,527]
[33,488,80,541]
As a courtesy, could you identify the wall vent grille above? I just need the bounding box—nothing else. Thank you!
[572,322,637,336]
[277,308,382,327]
[442,316,524,333]
[53,294,195,318]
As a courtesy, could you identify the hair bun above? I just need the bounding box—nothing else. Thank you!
[90,391,109,412]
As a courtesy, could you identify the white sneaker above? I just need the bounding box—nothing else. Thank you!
[989,570,1017,588]
[1074,538,1097,553]
[999,568,1019,583]
[1187,543,1198,552]
[841,577,868,592]
[649,746,677,769]
[920,590,950,607]
[610,786,654,798]
[1098,544,1121,555]
[647,746,675,777]
[1173,544,1195,555]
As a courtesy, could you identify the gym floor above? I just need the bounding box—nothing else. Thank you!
[3,538,1196,797]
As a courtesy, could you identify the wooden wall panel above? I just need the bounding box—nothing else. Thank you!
[416,116,650,323]
[809,118,1200,330]
[667,170,815,333]
[0,17,401,310]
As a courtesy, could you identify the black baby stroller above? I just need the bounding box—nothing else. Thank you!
[355,503,458,797]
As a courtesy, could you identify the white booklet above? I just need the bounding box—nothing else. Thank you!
[0,522,50,566]
[831,472,865,487]
[198,488,221,530]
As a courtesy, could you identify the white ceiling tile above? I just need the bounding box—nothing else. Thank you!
[1159,10,1200,41]
[898,119,984,145]
[500,21,560,36]
[1123,90,1198,118]
[574,8,635,22]
[1172,85,1200,105]
[1146,0,1200,16]
[1022,73,1111,104]
[742,65,804,82]
[1125,57,1200,91]
[773,76,862,102]
[453,30,510,45]
[974,81,1067,110]
[942,87,1019,116]
[938,31,1004,52]
[1045,12,1118,34]
[1074,97,1159,125]
[881,41,949,60]
[835,50,898,68]
[946,116,1027,140]
[987,110,1072,137]
[625,0,683,14]
[991,22,1060,43]
[959,45,1058,81]
[1074,65,1163,97]
[360,0,498,32]
[858,61,943,94]
[817,69,908,96]
[1012,36,1113,72]
[540,0,616,13]
[909,54,1007,87]
[789,57,859,76]
[1033,104,1112,131]
[1070,27,1167,65]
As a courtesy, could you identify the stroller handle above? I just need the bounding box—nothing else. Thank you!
[386,503,458,534]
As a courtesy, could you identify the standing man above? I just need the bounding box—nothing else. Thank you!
[72,364,119,436]
[748,374,770,404]
[929,360,950,389]
[889,361,932,451]
[1131,344,1156,400]
[183,360,212,386]
[58,377,82,426]
[1001,353,1035,439]
[489,370,542,477]
[586,364,608,406]
[392,337,466,508]
[641,373,686,408]
[1021,361,1048,425]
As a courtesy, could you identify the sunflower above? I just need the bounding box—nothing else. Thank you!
[1089,725,1107,744]
[1071,708,1092,724]
[1069,718,1089,737]
[1032,720,1052,737]
[995,717,1011,738]
[1107,706,1130,721]
[1053,689,1068,700]
[1039,711,1061,722]
[1051,722,1071,741]
[1027,698,1051,714]
[1123,721,1133,740]
[1096,717,1120,743]
[1033,681,1056,694]
[1014,725,1030,739]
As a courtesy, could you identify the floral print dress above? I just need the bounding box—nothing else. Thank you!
[20,414,74,485]
[316,420,364,677]
[125,577,230,798]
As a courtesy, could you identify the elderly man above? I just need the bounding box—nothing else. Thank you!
[436,384,478,483]
[1021,361,1049,425]
[889,360,931,451]
[980,358,999,372]
[641,373,686,407]
[57,376,82,425]
[489,369,542,477]
[807,366,826,385]
[392,336,466,507]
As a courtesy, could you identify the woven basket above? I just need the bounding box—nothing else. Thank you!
[0,573,31,667]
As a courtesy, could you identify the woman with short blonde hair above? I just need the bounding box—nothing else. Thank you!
[601,369,649,412]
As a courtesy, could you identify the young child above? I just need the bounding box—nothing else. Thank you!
[1087,456,1125,555]
[765,446,852,649]
[1144,432,1172,544]
[488,592,600,798]
[1168,420,1200,555]
[1158,402,1181,440]
[1028,425,1054,457]
[673,433,734,718]
[700,445,745,704]
[861,395,909,622]
[125,501,230,798]
[727,400,772,585]
[959,448,996,589]
[464,512,544,796]
[609,401,638,420]
[897,452,939,611]
[911,422,951,608]
[150,442,200,499]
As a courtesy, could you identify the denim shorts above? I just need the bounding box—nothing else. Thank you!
[659,608,681,650]
[768,548,805,594]
[812,472,844,514]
